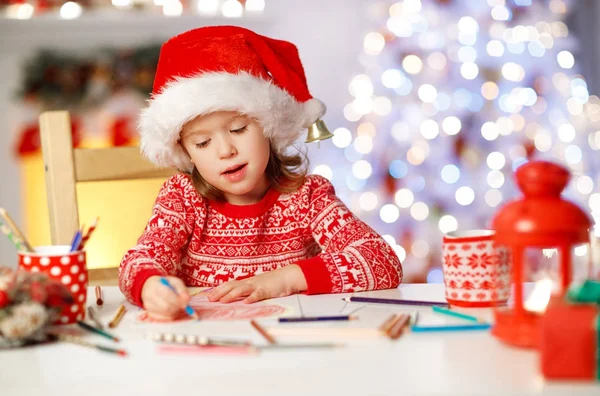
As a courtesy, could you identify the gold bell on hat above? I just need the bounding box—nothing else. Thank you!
[305,119,334,143]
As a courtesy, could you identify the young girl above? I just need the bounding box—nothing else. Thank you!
[119,26,402,320]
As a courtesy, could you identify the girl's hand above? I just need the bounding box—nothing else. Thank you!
[208,265,307,304]
[141,275,190,320]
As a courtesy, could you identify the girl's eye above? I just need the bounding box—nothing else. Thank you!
[195,140,209,148]
[231,125,248,134]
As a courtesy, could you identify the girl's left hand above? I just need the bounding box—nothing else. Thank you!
[207,264,307,304]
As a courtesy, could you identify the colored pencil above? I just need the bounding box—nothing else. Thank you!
[95,286,103,306]
[278,314,357,323]
[432,306,486,323]
[157,344,258,356]
[343,296,449,307]
[108,304,126,328]
[53,333,127,356]
[0,207,34,252]
[86,306,104,329]
[159,277,197,319]
[387,314,411,340]
[378,314,399,334]
[69,229,83,252]
[250,320,277,345]
[78,218,98,250]
[411,324,492,332]
[77,320,119,342]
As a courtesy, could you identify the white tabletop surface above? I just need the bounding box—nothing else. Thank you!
[1,283,598,396]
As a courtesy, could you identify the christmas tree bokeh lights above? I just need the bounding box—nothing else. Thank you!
[311,0,600,282]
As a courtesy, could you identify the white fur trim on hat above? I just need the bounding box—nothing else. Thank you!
[139,72,326,172]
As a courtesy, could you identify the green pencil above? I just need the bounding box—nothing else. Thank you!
[77,320,120,342]
[432,306,485,323]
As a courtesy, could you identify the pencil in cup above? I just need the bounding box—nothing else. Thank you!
[0,208,34,252]
[108,304,126,328]
[432,306,487,323]
[159,277,198,319]
[78,218,98,250]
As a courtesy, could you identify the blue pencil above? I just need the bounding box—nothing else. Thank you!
[69,230,82,252]
[159,277,198,319]
[411,323,491,332]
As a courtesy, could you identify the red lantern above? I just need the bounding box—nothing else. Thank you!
[491,161,593,348]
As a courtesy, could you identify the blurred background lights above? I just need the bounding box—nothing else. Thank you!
[576,176,594,195]
[349,74,374,97]
[558,123,576,142]
[487,170,505,188]
[486,151,506,170]
[395,188,415,208]
[455,186,475,205]
[410,202,430,221]
[441,164,460,184]
[354,135,374,154]
[380,204,400,223]
[381,69,406,89]
[389,160,408,179]
[312,164,333,180]
[420,119,440,139]
[359,192,378,211]
[352,160,373,179]
[485,189,503,207]
[565,145,582,165]
[221,0,242,17]
[411,240,430,259]
[403,55,424,74]
[442,116,461,135]
[418,84,438,103]
[332,127,352,148]
[557,50,575,69]
[364,32,386,55]
[438,214,458,233]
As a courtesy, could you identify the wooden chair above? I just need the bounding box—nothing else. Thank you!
[39,111,175,285]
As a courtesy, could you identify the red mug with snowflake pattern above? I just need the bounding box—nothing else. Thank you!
[18,245,88,324]
[442,230,511,308]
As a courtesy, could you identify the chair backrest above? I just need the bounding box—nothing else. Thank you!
[39,110,176,284]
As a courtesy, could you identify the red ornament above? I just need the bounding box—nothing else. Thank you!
[0,290,8,308]
[110,116,137,147]
[15,116,82,157]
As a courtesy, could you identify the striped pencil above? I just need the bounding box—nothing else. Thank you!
[0,208,34,252]
[78,218,98,250]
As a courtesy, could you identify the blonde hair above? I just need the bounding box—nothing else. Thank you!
[190,146,308,201]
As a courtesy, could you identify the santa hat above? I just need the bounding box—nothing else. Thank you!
[139,25,327,172]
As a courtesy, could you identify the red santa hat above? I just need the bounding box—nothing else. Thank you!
[139,25,327,172]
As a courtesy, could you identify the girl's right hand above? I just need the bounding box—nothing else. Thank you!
[141,275,190,320]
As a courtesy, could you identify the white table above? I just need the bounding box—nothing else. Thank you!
[1,284,598,396]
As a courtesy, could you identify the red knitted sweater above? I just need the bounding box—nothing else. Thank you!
[119,173,402,306]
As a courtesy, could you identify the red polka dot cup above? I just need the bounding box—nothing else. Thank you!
[442,230,511,308]
[18,245,87,324]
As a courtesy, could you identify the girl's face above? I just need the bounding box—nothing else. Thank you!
[180,111,271,205]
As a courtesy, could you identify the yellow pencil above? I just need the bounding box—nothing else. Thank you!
[108,304,126,328]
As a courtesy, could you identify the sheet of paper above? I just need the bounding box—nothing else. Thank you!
[137,290,288,322]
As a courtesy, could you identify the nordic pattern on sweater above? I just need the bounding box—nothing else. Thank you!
[119,173,402,306]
